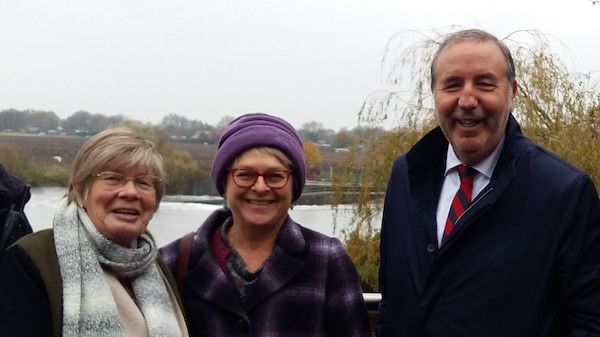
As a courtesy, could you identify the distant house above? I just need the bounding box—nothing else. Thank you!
[191,130,218,143]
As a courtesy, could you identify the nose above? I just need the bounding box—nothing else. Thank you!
[119,179,140,196]
[251,175,271,191]
[457,85,478,110]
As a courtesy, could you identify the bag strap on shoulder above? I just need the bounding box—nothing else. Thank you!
[176,231,195,288]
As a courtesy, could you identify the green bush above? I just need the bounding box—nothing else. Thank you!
[20,164,70,187]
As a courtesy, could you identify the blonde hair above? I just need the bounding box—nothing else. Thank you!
[232,147,293,168]
[67,127,165,211]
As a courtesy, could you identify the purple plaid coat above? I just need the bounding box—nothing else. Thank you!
[160,208,371,337]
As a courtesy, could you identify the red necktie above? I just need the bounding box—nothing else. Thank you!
[442,165,476,244]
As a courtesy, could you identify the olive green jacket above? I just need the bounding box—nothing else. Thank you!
[17,229,186,337]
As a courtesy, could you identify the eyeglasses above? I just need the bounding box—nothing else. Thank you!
[93,172,162,192]
[229,168,292,189]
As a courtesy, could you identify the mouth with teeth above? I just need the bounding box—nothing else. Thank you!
[112,208,140,218]
[458,119,479,127]
[247,199,273,205]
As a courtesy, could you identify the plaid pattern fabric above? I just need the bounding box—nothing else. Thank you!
[160,208,372,337]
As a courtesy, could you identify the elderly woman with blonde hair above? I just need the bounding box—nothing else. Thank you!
[0,127,188,337]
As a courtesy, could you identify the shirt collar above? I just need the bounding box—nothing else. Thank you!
[444,134,505,179]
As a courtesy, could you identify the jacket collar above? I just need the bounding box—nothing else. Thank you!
[407,113,523,173]
[405,113,524,247]
[183,208,308,314]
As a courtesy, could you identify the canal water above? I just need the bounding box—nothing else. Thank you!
[26,187,369,246]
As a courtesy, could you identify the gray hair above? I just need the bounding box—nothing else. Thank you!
[67,127,165,211]
[430,28,516,91]
[231,147,293,169]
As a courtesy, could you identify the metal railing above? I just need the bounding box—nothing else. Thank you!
[363,292,381,334]
[363,292,381,311]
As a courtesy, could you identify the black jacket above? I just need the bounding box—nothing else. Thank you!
[377,114,600,336]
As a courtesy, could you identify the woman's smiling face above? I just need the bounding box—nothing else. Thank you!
[78,166,157,246]
[224,148,293,231]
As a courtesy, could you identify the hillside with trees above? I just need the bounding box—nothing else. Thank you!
[0,108,384,200]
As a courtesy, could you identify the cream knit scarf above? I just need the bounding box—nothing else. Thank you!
[53,201,182,337]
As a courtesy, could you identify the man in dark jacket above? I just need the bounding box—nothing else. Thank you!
[376,28,600,336]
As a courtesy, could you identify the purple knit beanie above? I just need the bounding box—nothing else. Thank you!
[211,112,306,201]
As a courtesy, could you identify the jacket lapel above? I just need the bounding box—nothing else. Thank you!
[407,127,449,245]
[439,114,521,248]
[181,208,246,316]
[244,217,307,310]
[183,247,246,316]
[182,214,308,315]
[243,246,305,310]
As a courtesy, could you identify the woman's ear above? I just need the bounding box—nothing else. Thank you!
[73,183,85,207]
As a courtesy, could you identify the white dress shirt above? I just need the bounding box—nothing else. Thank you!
[435,135,505,245]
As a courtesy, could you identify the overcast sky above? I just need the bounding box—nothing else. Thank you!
[1,0,598,131]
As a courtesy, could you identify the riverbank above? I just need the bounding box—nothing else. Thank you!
[0,133,348,205]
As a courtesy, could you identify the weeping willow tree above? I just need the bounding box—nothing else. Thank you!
[334,28,600,291]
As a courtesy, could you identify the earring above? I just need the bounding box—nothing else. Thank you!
[290,203,295,210]
[222,202,229,209]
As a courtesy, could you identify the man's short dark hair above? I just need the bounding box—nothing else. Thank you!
[430,29,516,91]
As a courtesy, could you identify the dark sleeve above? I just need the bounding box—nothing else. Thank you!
[375,217,389,336]
[558,176,600,335]
[325,238,372,337]
[376,213,389,337]
[375,161,399,337]
[0,244,53,337]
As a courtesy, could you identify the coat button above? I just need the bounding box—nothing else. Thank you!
[235,318,248,331]
[426,243,436,253]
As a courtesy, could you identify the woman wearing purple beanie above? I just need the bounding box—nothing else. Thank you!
[160,112,371,337]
